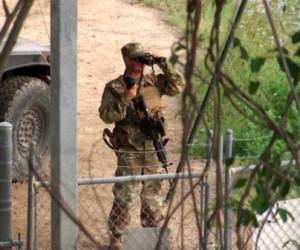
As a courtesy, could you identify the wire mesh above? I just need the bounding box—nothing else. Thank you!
[14,135,300,250]
[227,174,300,250]
[253,199,300,250]
[33,177,203,250]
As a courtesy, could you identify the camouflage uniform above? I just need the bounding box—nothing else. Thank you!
[99,43,184,245]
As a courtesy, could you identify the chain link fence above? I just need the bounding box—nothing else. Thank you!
[32,175,205,249]
[225,130,300,250]
[226,167,300,250]
[8,130,300,249]
[253,198,300,250]
[22,139,211,250]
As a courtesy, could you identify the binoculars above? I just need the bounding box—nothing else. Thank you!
[135,53,166,66]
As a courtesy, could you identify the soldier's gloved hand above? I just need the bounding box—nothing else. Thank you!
[124,84,138,101]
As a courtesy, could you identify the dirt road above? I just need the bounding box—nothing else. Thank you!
[10,1,190,248]
[18,0,182,178]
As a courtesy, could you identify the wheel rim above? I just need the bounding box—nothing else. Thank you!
[16,106,47,159]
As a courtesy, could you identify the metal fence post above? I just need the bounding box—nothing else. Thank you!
[201,130,214,250]
[215,135,224,249]
[224,129,233,250]
[0,122,13,250]
[51,0,78,249]
[33,184,38,250]
[200,182,204,246]
[27,149,35,250]
[203,181,210,250]
[206,130,213,159]
[224,129,233,160]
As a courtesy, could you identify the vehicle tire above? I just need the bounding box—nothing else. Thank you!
[0,76,50,180]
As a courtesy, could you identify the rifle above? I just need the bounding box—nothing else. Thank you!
[132,95,172,172]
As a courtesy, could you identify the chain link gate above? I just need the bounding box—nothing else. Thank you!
[32,173,209,249]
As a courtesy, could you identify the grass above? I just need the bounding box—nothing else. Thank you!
[133,0,300,160]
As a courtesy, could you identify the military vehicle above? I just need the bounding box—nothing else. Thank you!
[0,38,50,179]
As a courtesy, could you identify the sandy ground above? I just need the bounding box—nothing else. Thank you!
[5,0,204,249]
[16,0,182,177]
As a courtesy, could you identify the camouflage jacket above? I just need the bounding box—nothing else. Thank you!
[99,64,184,150]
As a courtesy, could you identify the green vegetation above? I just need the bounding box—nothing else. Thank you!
[133,0,300,234]
[135,0,300,162]
[134,0,300,233]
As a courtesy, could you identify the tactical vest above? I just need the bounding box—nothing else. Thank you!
[114,74,164,149]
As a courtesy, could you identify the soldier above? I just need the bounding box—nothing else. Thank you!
[99,42,184,250]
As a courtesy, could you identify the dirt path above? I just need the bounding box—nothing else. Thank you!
[18,0,182,178]
[10,1,192,248]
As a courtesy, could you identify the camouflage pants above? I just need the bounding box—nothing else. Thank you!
[108,145,163,237]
